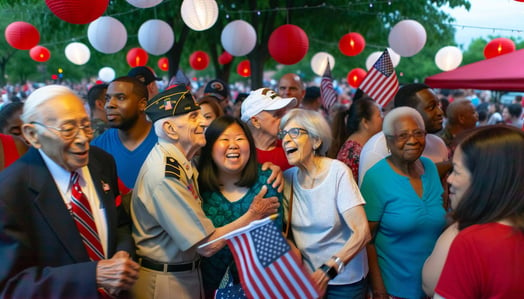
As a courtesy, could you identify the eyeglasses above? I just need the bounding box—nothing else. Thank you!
[387,130,426,142]
[277,127,308,140]
[31,121,94,140]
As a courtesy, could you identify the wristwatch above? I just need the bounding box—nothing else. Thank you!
[319,264,338,280]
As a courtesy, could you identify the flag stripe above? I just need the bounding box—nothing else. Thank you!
[320,60,338,110]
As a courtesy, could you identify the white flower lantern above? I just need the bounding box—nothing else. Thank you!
[221,20,256,57]
[181,0,218,31]
[98,67,116,82]
[65,42,90,65]
[310,52,335,76]
[88,17,127,54]
[435,46,462,71]
[126,0,163,8]
[138,19,174,55]
[388,20,427,57]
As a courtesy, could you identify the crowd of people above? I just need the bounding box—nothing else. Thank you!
[0,66,523,299]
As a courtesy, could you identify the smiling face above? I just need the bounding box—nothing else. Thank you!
[212,123,250,177]
[447,145,472,209]
[415,88,444,133]
[105,81,146,130]
[169,110,206,157]
[281,120,318,167]
[200,103,218,127]
[24,95,92,172]
[386,115,426,163]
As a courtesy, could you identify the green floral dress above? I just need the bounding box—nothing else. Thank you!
[201,166,283,298]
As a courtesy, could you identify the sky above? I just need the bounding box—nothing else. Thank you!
[444,0,524,48]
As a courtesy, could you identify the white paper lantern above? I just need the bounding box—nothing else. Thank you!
[221,20,256,57]
[126,0,163,8]
[365,48,401,70]
[138,19,174,55]
[435,46,462,71]
[388,20,427,57]
[88,17,127,54]
[310,52,335,76]
[65,42,90,65]
[98,67,116,82]
[181,0,218,31]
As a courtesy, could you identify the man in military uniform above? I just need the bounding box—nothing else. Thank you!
[130,84,280,299]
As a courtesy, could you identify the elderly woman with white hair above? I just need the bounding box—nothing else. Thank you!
[280,108,371,299]
[361,107,446,299]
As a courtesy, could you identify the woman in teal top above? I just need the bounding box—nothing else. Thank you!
[198,115,283,299]
[361,107,446,299]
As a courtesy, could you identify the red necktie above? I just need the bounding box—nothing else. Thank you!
[70,171,105,261]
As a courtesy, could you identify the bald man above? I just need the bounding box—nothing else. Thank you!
[277,73,305,107]
[438,99,478,155]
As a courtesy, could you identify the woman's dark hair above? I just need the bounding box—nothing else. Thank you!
[198,115,258,193]
[452,125,524,232]
[0,102,24,132]
[328,96,376,158]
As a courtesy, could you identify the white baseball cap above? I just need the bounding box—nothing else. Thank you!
[241,88,297,122]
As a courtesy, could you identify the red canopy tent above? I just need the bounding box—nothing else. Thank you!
[424,49,524,91]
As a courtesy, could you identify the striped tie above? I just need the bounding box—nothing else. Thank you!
[70,171,105,261]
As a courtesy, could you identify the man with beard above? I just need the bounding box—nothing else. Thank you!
[358,83,449,186]
[91,76,158,190]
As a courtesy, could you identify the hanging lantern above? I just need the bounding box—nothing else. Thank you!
[126,0,163,8]
[98,67,116,82]
[4,21,40,50]
[218,51,233,65]
[189,51,210,70]
[126,48,149,67]
[237,60,251,77]
[484,37,515,59]
[65,42,91,65]
[45,0,109,24]
[388,20,427,57]
[158,57,169,71]
[338,32,366,56]
[88,17,127,54]
[268,24,309,65]
[221,20,256,56]
[347,68,367,88]
[435,46,462,71]
[181,0,219,31]
[29,46,51,62]
[310,52,335,76]
[138,19,175,55]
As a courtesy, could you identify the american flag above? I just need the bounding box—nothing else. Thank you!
[320,60,338,111]
[225,217,319,299]
[359,49,399,107]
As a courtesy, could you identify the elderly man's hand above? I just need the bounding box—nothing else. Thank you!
[261,162,284,193]
[248,185,280,219]
[96,251,140,296]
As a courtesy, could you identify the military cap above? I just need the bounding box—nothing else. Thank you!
[145,84,200,123]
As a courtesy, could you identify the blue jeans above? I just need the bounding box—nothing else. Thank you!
[325,277,368,299]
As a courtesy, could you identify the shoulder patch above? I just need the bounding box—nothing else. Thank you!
[165,157,181,180]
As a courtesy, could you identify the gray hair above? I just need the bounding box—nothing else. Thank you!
[280,108,332,155]
[21,85,79,123]
[382,106,425,136]
[153,116,176,140]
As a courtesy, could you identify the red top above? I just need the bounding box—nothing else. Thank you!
[0,133,20,168]
[256,140,292,171]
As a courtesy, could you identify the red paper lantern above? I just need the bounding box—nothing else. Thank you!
[218,51,233,65]
[158,57,169,71]
[268,24,309,65]
[237,60,251,77]
[189,51,210,70]
[339,32,366,56]
[29,46,51,62]
[484,38,516,59]
[45,0,109,24]
[4,22,40,50]
[126,48,149,67]
[347,68,367,88]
